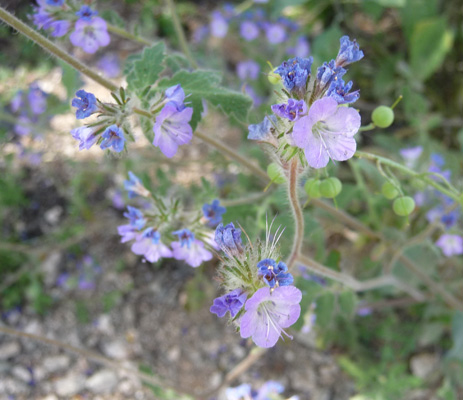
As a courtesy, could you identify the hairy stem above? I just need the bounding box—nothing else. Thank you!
[0,6,118,92]
[165,0,198,69]
[107,23,151,46]
[287,158,304,269]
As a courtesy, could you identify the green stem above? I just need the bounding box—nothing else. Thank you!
[0,6,118,93]
[359,122,376,132]
[286,158,304,269]
[107,23,151,46]
[355,150,461,202]
[165,0,198,69]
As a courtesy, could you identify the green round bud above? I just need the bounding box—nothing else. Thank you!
[372,105,394,128]
[410,179,426,191]
[304,178,321,198]
[393,196,415,216]
[268,69,281,85]
[319,177,342,198]
[381,182,399,200]
[267,163,286,184]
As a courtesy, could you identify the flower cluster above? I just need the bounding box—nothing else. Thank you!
[211,220,301,348]
[225,380,298,400]
[32,1,110,53]
[406,150,463,257]
[249,36,363,169]
[117,172,224,267]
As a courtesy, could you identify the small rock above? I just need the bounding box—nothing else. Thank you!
[85,369,118,394]
[43,355,71,374]
[40,251,61,286]
[0,341,21,360]
[103,339,129,360]
[209,372,222,389]
[167,346,180,362]
[44,206,63,225]
[95,314,114,336]
[0,377,30,395]
[410,353,440,379]
[41,395,59,400]
[118,379,136,396]
[12,365,32,383]
[54,373,85,397]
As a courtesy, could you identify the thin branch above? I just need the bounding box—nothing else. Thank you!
[107,23,151,46]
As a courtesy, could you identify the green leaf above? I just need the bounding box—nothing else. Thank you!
[338,290,358,318]
[315,292,336,328]
[154,70,252,130]
[126,43,166,94]
[410,17,454,81]
[371,0,405,7]
[165,53,190,73]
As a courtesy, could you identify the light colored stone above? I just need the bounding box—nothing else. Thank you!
[103,339,129,360]
[54,373,85,397]
[0,341,21,360]
[44,206,63,225]
[95,314,114,335]
[41,251,62,286]
[410,353,440,379]
[12,365,31,383]
[0,377,29,395]
[85,369,118,394]
[167,346,180,362]
[43,354,71,374]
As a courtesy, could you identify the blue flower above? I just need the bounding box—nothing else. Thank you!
[336,36,364,67]
[46,0,65,6]
[202,200,226,227]
[215,222,243,255]
[271,99,307,121]
[326,78,360,104]
[210,289,247,318]
[124,171,150,198]
[123,206,146,230]
[100,125,125,152]
[70,126,99,151]
[257,258,294,288]
[274,56,313,93]
[172,229,195,249]
[316,59,346,89]
[76,5,98,21]
[248,115,276,141]
[28,83,47,115]
[72,90,98,119]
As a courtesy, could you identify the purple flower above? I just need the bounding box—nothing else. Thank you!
[46,0,64,6]
[70,126,99,150]
[316,60,346,89]
[257,259,294,288]
[215,222,243,255]
[97,53,120,78]
[193,25,209,43]
[356,307,372,317]
[210,10,228,38]
[256,381,285,400]
[131,229,173,263]
[436,234,463,257]
[172,229,195,249]
[248,115,276,141]
[172,239,213,267]
[288,36,310,58]
[336,35,364,67]
[50,20,70,37]
[226,384,252,400]
[203,199,226,227]
[240,286,302,348]
[70,17,110,54]
[124,171,150,198]
[400,146,423,168]
[275,57,313,93]
[240,21,259,41]
[118,224,138,243]
[123,206,146,230]
[153,102,193,158]
[236,60,260,81]
[271,99,307,121]
[100,125,125,152]
[10,91,24,113]
[264,23,286,44]
[14,116,32,136]
[326,78,360,104]
[292,97,361,169]
[244,85,264,107]
[210,289,247,318]
[72,90,98,119]
[76,5,98,21]
[28,84,47,115]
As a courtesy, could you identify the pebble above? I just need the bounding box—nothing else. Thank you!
[42,355,71,374]
[103,339,129,360]
[410,353,440,379]
[40,251,62,286]
[85,369,118,394]
[54,373,85,397]
[44,206,63,225]
[11,365,31,383]
[0,341,21,360]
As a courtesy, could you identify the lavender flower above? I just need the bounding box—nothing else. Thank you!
[70,126,99,150]
[76,5,98,21]
[172,239,213,268]
[215,222,243,255]
[70,17,110,54]
[97,53,120,78]
[436,234,463,257]
[14,116,32,136]
[118,224,138,243]
[10,91,24,113]
[123,206,146,230]
[124,171,150,198]
[153,102,193,158]
[271,99,307,121]
[240,21,259,41]
[264,23,286,44]
[28,84,47,115]
[240,286,302,348]
[100,125,125,152]
[172,229,195,248]
[326,78,360,104]
[316,60,346,89]
[226,384,252,400]
[210,289,247,318]
[288,36,310,58]
[236,60,260,81]
[336,36,364,67]
[131,229,173,263]
[257,258,294,288]
[275,57,313,93]
[255,381,285,400]
[210,10,228,38]
[247,115,277,141]
[400,146,423,168]
[292,97,361,169]
[202,199,227,227]
[46,0,64,5]
[72,90,98,119]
